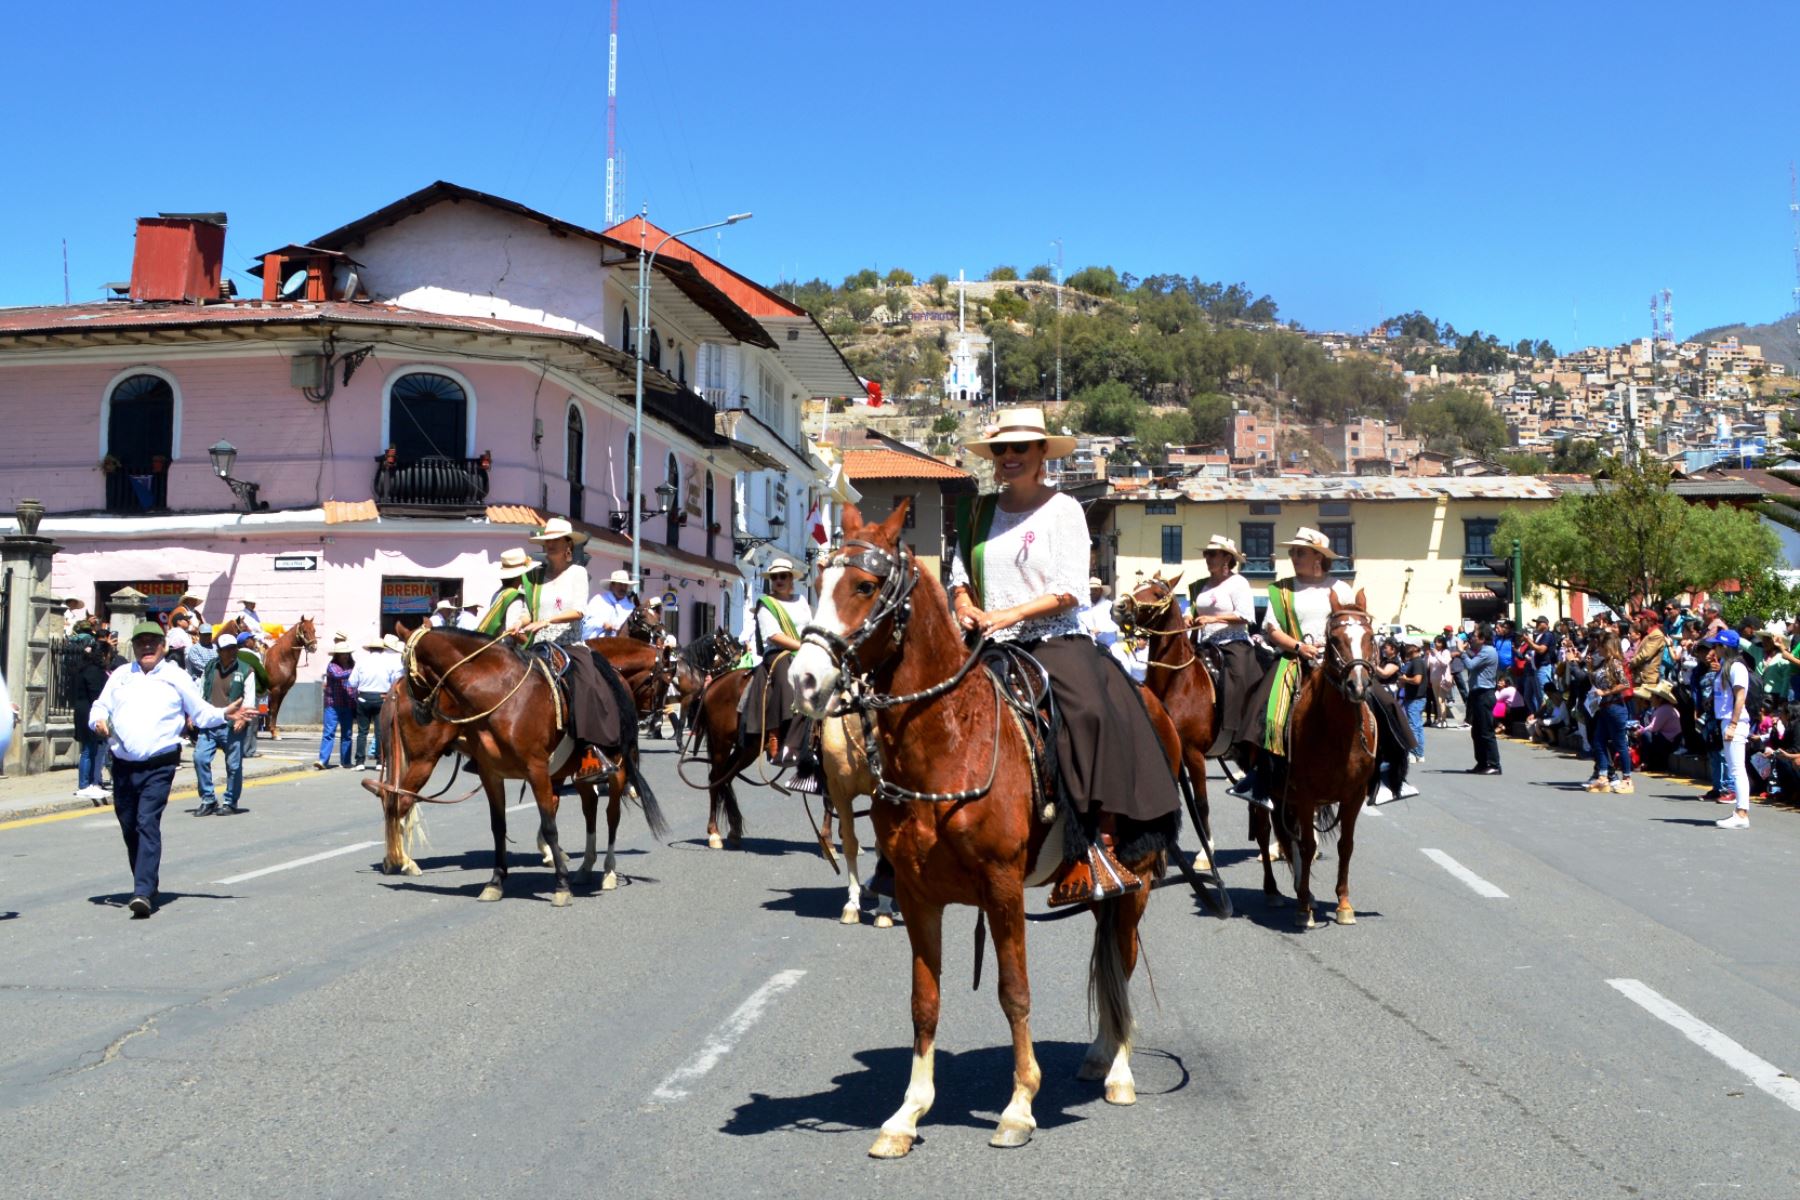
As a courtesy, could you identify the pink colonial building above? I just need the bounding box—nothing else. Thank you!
[0,184,860,729]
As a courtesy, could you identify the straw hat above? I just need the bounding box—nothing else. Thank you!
[434,599,456,613]
[1635,679,1678,704]
[364,633,387,650]
[646,596,663,609]
[765,557,798,576]
[329,632,353,653]
[1203,534,1246,567]
[382,633,405,653]
[1087,576,1111,597]
[1281,527,1339,560]
[180,591,202,604]
[963,407,1078,460]
[606,569,634,587]
[496,547,535,580]
[529,516,589,545]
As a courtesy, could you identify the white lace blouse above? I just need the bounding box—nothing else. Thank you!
[948,491,1089,643]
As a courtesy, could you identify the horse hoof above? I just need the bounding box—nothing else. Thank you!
[402,861,422,877]
[1296,908,1317,929]
[1265,893,1285,908]
[1105,1080,1137,1106]
[601,872,618,891]
[477,884,503,903]
[989,1121,1033,1149]
[707,833,724,850]
[873,913,895,930]
[1193,854,1212,871]
[551,890,572,909]
[1335,906,1356,925]
[727,833,743,849]
[839,906,861,925]
[868,1131,915,1159]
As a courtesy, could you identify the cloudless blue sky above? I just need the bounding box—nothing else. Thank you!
[6,1,1798,349]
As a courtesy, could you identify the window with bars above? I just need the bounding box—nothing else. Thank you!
[1161,524,1182,564]
[1319,522,1355,573]
[1240,522,1275,575]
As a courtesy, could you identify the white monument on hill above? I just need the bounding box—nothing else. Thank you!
[943,270,989,405]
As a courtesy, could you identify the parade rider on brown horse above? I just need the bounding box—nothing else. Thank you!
[476,519,628,786]
[1235,526,1417,808]
[951,407,1180,907]
[737,556,823,791]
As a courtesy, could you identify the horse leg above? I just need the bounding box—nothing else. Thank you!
[526,766,573,908]
[837,797,862,925]
[869,898,943,1159]
[575,783,600,886]
[477,771,508,902]
[984,889,1041,1148]
[1294,812,1319,929]
[1184,747,1212,871]
[871,852,898,928]
[265,690,282,740]
[1250,805,1281,905]
[601,769,624,890]
[1334,797,1362,925]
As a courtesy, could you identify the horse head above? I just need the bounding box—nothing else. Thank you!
[1115,573,1182,634]
[294,616,318,652]
[790,499,917,719]
[1324,588,1376,703]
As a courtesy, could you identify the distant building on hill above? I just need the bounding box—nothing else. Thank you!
[942,271,988,405]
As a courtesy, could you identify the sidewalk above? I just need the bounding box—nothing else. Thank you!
[0,733,325,825]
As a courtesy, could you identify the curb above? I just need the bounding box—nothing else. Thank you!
[0,755,320,826]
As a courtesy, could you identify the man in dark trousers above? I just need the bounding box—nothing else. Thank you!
[1461,623,1502,775]
[89,621,250,917]
[194,633,258,815]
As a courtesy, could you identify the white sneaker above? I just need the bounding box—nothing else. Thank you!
[1716,813,1750,829]
[1372,783,1396,805]
[1399,780,1420,798]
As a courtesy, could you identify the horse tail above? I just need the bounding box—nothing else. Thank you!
[1087,897,1133,1054]
[588,648,666,842]
[627,753,668,842]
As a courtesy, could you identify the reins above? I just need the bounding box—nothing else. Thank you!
[403,626,549,726]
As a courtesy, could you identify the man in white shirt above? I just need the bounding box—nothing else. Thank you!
[583,569,637,639]
[429,599,457,628]
[1077,577,1120,648]
[235,599,272,646]
[349,636,404,769]
[90,621,250,917]
[456,602,481,631]
[164,611,194,668]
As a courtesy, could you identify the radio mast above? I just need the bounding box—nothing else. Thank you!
[605,0,620,225]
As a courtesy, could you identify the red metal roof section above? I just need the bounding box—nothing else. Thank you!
[129,217,226,303]
[604,216,805,319]
[841,447,973,482]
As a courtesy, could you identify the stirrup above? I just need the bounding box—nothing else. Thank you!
[569,746,613,785]
[1047,843,1143,908]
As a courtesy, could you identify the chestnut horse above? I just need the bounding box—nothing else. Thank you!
[257,617,317,738]
[790,502,1183,1157]
[1114,574,1220,868]
[816,712,898,928]
[364,628,663,905]
[1254,591,1381,927]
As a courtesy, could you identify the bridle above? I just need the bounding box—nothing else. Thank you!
[798,536,1009,804]
[1117,581,1197,671]
[1321,609,1377,703]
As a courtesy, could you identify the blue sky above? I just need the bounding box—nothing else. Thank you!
[6,1,1797,349]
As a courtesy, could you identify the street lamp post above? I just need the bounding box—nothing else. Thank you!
[631,209,752,584]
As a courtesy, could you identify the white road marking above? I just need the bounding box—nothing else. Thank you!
[1419,848,1508,898]
[215,841,381,885]
[1608,979,1800,1115]
[507,801,533,812]
[649,969,807,1103]
[1361,806,1384,818]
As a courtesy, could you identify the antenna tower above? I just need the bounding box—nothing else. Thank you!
[605,0,619,225]
[1650,291,1660,350]
[1661,287,1673,346]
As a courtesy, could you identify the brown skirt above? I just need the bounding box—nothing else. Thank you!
[1199,638,1265,754]
[739,651,798,743]
[1028,635,1179,824]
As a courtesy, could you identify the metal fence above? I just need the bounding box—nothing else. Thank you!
[46,637,82,720]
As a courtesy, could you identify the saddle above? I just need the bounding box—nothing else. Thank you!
[978,642,1062,824]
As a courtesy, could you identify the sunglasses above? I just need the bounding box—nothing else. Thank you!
[991,441,1043,457]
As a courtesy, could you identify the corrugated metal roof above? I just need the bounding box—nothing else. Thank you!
[842,447,974,482]
[1109,475,1563,503]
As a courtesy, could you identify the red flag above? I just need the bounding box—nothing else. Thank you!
[808,504,829,545]
[866,381,883,407]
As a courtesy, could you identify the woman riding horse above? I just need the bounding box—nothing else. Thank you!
[951,407,1180,907]
[1182,533,1262,761]
[1238,526,1416,807]
[737,557,822,790]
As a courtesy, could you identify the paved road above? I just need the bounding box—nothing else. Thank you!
[1,725,1795,1199]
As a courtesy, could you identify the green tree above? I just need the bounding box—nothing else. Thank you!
[1497,457,1782,612]
[1189,393,1233,444]
[1549,438,1604,473]
[1066,265,1120,297]
[1070,380,1143,436]
[931,412,960,435]
[987,265,1019,282]
[883,289,909,321]
[884,268,914,287]
[988,288,1028,321]
[843,268,880,292]
[844,290,878,321]
[928,273,950,305]
[1404,387,1508,456]
[1026,264,1055,282]
[1495,451,1548,475]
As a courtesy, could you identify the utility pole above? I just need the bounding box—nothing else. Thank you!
[1051,238,1063,405]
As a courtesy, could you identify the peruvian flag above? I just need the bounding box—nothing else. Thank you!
[808,503,829,545]
[866,380,883,407]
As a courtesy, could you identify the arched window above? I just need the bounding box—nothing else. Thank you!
[677,345,688,387]
[385,371,470,465]
[103,372,175,513]
[665,451,681,545]
[621,302,632,352]
[649,328,663,370]
[704,472,716,558]
[565,404,585,522]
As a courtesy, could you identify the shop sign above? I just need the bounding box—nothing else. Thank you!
[382,580,439,614]
[273,554,319,572]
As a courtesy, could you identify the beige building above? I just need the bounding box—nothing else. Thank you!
[1090,475,1565,632]
[839,440,975,581]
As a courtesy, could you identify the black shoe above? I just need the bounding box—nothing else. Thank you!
[128,895,152,919]
[217,804,243,815]
[195,803,220,816]
[1471,766,1502,776]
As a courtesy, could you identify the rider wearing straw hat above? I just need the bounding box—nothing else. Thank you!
[739,557,820,789]
[1188,533,1262,756]
[583,569,638,639]
[951,407,1179,907]
[475,548,538,636]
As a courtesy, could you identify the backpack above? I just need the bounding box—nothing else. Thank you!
[1745,668,1767,723]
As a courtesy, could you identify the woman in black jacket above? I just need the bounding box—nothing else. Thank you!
[70,636,119,801]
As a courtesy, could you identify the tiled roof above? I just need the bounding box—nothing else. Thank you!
[841,447,972,482]
[1106,475,1562,502]
[0,299,597,340]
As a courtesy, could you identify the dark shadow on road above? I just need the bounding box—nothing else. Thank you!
[721,1040,1132,1139]
[86,891,239,909]
[1652,817,1731,827]
[670,835,817,857]
[0,911,18,921]
[762,886,851,921]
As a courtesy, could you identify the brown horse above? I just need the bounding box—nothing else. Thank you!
[258,616,317,738]
[1254,591,1381,926]
[816,712,898,928]
[789,502,1183,1157]
[363,628,663,905]
[1114,573,1220,869]
[682,667,757,848]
